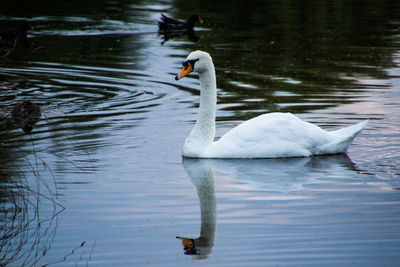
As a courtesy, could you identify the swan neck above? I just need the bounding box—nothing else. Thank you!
[183,58,217,157]
[196,67,216,143]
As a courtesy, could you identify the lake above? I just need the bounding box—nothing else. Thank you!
[1,0,400,266]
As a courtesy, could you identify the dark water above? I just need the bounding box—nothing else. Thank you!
[1,0,399,266]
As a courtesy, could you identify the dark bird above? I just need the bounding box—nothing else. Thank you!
[158,14,203,32]
[0,21,34,45]
[11,100,41,134]
[158,14,203,44]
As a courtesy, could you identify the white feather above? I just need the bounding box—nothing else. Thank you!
[178,51,368,158]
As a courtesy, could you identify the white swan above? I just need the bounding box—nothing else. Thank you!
[175,50,368,158]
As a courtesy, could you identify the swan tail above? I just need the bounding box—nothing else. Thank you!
[331,119,369,137]
[318,120,368,154]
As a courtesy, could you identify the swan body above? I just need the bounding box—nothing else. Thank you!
[175,50,368,158]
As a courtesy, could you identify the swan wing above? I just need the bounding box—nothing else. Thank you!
[206,113,365,158]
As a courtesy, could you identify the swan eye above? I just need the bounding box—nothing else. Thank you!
[182,59,199,69]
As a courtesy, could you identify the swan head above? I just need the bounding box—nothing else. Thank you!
[175,50,212,80]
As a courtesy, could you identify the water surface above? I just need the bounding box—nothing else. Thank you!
[1,0,400,266]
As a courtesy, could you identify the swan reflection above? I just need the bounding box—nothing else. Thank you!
[208,154,356,193]
[177,154,356,259]
[177,158,217,260]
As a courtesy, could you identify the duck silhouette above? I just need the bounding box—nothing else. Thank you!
[0,21,34,47]
[11,100,41,133]
[158,14,203,32]
[158,14,203,45]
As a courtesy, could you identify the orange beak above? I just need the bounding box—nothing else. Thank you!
[177,237,195,250]
[198,16,204,24]
[175,63,193,80]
